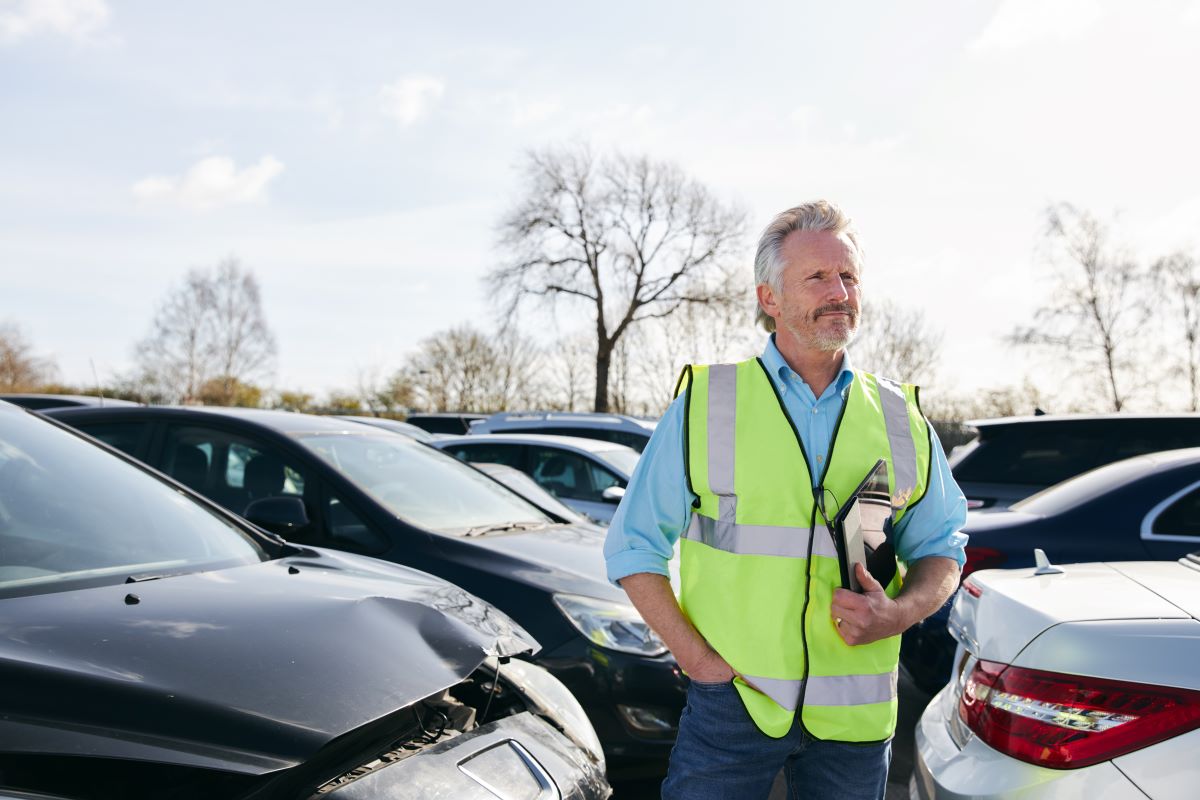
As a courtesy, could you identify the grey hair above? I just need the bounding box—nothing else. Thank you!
[753,200,863,332]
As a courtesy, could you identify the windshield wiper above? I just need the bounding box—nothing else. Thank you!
[462,521,550,538]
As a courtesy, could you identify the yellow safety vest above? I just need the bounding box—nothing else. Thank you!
[677,357,931,740]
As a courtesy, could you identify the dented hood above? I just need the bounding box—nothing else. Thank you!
[0,547,536,775]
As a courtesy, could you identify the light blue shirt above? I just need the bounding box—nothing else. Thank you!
[604,336,968,585]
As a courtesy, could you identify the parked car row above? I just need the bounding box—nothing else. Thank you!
[38,404,680,778]
[0,401,612,799]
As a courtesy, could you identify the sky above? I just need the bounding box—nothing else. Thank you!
[3,0,1200,407]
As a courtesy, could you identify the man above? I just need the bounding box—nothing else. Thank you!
[603,201,967,799]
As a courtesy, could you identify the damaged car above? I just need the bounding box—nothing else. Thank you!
[0,400,610,799]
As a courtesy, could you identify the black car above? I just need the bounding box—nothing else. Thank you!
[402,413,487,435]
[45,406,685,776]
[0,401,609,799]
[903,447,1200,693]
[950,413,1200,511]
[0,393,139,410]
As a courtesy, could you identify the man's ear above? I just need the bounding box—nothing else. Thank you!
[756,283,779,319]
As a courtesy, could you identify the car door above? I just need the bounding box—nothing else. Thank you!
[525,446,618,524]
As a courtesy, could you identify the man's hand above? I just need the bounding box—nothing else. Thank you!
[830,563,903,646]
[831,557,961,646]
[618,572,735,682]
[685,646,736,683]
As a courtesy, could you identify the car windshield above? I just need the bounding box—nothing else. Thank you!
[296,432,552,534]
[0,406,265,598]
[595,448,640,476]
[1010,456,1151,516]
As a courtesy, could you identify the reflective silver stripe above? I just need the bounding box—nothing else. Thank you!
[876,377,917,504]
[707,364,738,523]
[738,670,898,709]
[685,515,839,560]
[741,675,804,710]
[804,670,898,706]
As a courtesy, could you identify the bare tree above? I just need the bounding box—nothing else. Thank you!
[0,321,56,391]
[1153,250,1200,410]
[207,258,277,404]
[493,145,746,412]
[136,257,276,404]
[852,299,943,384]
[403,324,541,412]
[1010,204,1146,412]
[543,333,593,411]
[356,367,415,417]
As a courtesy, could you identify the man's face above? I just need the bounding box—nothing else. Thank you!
[757,229,862,352]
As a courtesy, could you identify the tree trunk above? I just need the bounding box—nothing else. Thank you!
[594,343,612,413]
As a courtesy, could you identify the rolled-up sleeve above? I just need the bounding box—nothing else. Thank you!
[894,424,969,566]
[604,396,692,586]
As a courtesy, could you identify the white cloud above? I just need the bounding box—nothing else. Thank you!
[970,0,1108,52]
[132,155,284,211]
[378,75,445,126]
[0,0,110,44]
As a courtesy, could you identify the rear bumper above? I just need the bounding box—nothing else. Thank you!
[911,685,1145,799]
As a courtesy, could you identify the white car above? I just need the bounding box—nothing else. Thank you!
[913,551,1200,799]
[433,433,640,524]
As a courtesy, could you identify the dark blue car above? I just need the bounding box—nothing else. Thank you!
[903,447,1200,693]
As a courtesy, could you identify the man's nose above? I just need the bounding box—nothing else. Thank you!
[825,274,850,302]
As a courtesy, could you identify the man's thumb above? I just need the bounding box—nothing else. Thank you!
[856,562,883,591]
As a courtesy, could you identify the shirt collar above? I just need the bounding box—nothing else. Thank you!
[761,334,855,396]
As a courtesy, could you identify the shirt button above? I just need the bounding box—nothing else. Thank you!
[817,454,824,463]
[812,407,818,415]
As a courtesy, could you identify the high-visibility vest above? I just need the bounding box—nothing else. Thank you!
[677,357,931,740]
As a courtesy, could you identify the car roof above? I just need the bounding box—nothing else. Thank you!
[435,432,638,454]
[473,411,657,431]
[0,393,140,408]
[46,405,373,435]
[968,412,1200,428]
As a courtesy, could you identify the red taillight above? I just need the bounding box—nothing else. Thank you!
[961,546,1005,580]
[959,660,1200,768]
[961,579,982,598]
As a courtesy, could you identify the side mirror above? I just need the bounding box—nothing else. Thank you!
[601,486,626,504]
[244,496,310,535]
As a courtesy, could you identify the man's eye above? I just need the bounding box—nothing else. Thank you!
[841,273,858,284]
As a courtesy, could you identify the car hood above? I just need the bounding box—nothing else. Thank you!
[0,547,536,775]
[456,523,627,603]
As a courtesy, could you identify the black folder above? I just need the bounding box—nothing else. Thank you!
[831,459,898,592]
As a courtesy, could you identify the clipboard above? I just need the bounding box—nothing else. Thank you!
[831,458,898,592]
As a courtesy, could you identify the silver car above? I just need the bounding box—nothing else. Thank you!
[433,433,640,525]
[913,552,1200,799]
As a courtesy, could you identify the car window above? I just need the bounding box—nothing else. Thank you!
[297,432,550,534]
[0,408,264,598]
[162,425,306,516]
[72,421,146,457]
[447,443,527,470]
[324,487,390,554]
[953,424,1111,486]
[1114,420,1200,460]
[1151,486,1200,537]
[528,447,615,502]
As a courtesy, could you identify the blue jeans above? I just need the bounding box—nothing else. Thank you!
[661,679,891,800]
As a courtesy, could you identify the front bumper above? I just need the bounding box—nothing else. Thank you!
[327,712,610,799]
[911,684,1146,799]
[537,637,686,777]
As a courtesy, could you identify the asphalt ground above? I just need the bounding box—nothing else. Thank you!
[609,671,935,799]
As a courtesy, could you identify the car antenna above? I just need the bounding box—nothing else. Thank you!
[90,358,107,407]
[1032,548,1065,576]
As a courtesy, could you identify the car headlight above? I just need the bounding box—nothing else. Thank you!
[552,593,669,657]
[496,657,606,771]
